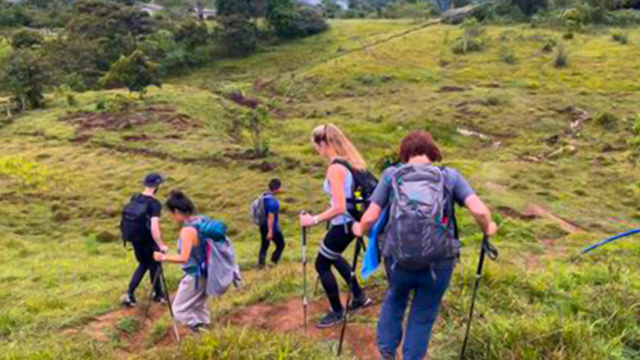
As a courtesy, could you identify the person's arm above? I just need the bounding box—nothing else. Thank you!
[300,164,348,226]
[464,194,498,236]
[353,203,382,237]
[150,217,166,251]
[154,227,198,264]
[267,213,275,240]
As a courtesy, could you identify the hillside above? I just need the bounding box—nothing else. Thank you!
[3,19,640,360]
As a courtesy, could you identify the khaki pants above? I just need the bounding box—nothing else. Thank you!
[173,274,210,327]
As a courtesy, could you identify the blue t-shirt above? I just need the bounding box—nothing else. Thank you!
[263,193,280,231]
[370,164,475,256]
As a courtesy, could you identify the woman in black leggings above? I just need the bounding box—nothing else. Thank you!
[300,124,372,328]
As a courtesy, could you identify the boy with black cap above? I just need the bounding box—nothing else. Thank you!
[120,173,169,307]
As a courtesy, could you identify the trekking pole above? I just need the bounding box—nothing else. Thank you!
[159,266,181,343]
[459,234,498,360]
[143,268,163,320]
[301,211,309,332]
[338,236,364,356]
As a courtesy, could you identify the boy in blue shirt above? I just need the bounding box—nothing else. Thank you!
[259,179,286,268]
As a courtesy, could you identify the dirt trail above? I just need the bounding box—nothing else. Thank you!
[225,291,385,360]
[523,203,583,234]
[85,301,188,359]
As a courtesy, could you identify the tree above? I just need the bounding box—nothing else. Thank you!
[266,0,299,38]
[321,0,343,18]
[218,14,257,56]
[99,50,161,97]
[174,20,210,51]
[216,0,257,56]
[10,29,44,49]
[1,50,49,111]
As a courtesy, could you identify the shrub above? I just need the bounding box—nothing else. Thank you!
[320,0,343,18]
[382,0,441,20]
[218,14,258,56]
[594,112,619,130]
[173,20,210,51]
[612,30,629,44]
[452,18,484,54]
[267,0,328,38]
[542,38,556,52]
[0,50,48,111]
[295,6,329,36]
[0,2,31,28]
[500,46,518,64]
[554,43,568,68]
[10,29,43,49]
[99,50,161,97]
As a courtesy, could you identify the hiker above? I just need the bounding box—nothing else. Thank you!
[153,190,210,332]
[120,173,169,307]
[299,124,373,328]
[257,179,286,268]
[352,131,498,360]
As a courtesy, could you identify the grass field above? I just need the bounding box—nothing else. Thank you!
[3,20,640,359]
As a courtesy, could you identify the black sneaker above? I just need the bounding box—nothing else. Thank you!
[348,296,372,312]
[120,293,137,307]
[188,323,210,333]
[316,311,344,329]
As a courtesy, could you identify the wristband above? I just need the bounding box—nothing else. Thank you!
[312,216,319,225]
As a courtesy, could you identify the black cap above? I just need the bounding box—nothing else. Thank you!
[143,173,165,188]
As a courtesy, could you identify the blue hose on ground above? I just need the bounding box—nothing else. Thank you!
[582,228,640,255]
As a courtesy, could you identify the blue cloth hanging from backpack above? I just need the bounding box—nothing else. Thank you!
[361,207,389,280]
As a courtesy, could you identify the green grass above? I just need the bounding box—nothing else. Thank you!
[3,20,640,359]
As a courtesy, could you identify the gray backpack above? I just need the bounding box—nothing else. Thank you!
[388,164,460,270]
[249,194,267,226]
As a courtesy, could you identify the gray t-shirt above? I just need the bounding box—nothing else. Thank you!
[370,163,475,256]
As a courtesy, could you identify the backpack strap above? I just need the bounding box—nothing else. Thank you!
[438,166,460,241]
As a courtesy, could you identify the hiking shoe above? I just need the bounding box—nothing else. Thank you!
[348,296,372,312]
[153,294,168,304]
[188,323,210,333]
[120,293,137,307]
[316,311,344,329]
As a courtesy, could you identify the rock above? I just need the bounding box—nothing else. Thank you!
[103,206,117,218]
[438,86,467,93]
[96,231,118,243]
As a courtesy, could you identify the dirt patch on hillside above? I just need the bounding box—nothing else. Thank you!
[523,204,583,234]
[85,301,188,360]
[225,291,385,360]
[63,106,197,140]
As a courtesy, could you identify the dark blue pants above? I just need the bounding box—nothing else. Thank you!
[377,261,454,360]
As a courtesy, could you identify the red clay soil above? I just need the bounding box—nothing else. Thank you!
[63,106,196,139]
[225,291,385,360]
[86,301,188,359]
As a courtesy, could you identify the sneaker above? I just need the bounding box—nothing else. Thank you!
[188,323,210,333]
[120,293,137,307]
[348,296,372,312]
[316,311,344,329]
[153,294,168,304]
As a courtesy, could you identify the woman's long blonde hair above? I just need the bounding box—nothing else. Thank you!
[312,124,367,170]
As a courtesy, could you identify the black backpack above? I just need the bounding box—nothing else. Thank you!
[332,158,379,221]
[120,194,151,246]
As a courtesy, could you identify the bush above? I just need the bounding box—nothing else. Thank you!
[295,6,329,36]
[612,30,629,44]
[10,29,43,49]
[594,112,619,130]
[42,38,106,89]
[500,46,518,64]
[0,50,49,111]
[554,42,568,68]
[267,0,328,38]
[218,14,258,56]
[173,20,210,51]
[382,0,441,20]
[452,18,484,54]
[99,50,161,97]
[542,37,557,52]
[320,0,343,18]
[0,3,31,28]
